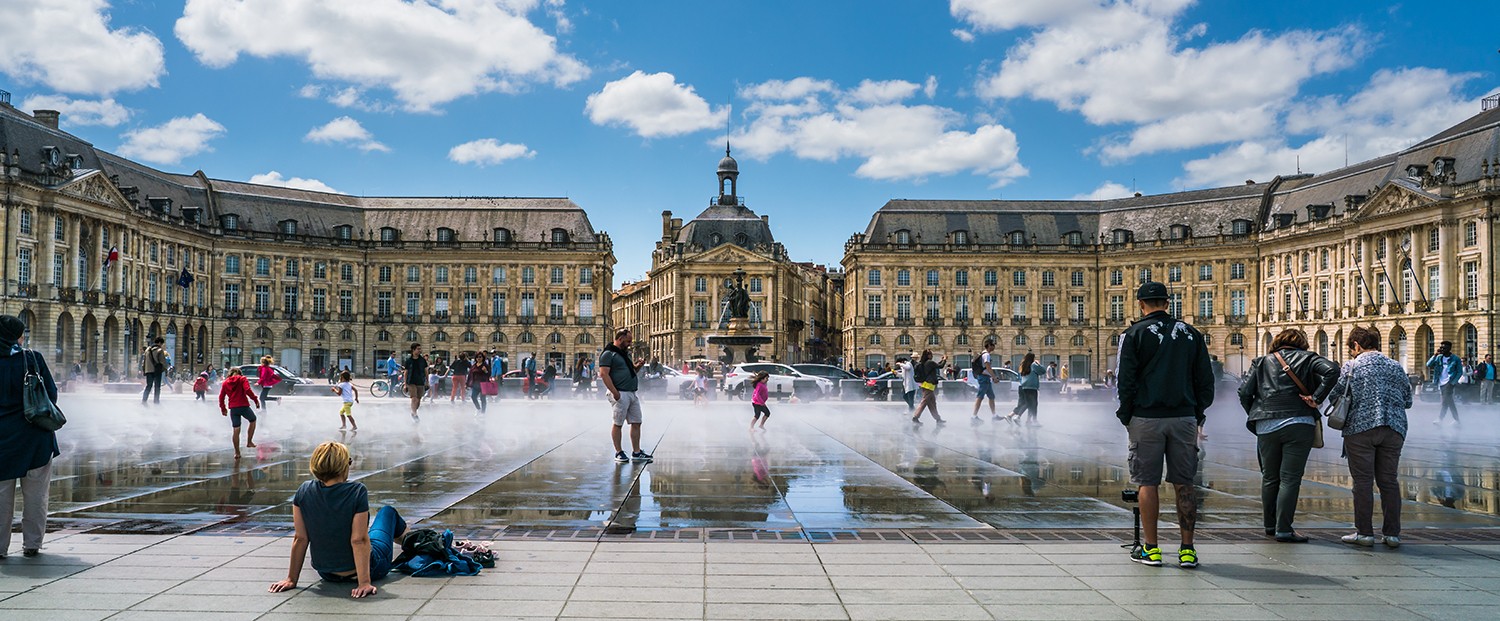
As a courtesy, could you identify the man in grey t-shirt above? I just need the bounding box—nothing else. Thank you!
[599,328,651,464]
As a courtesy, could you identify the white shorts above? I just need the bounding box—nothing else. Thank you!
[610,391,643,426]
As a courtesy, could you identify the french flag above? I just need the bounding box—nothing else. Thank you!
[100,246,119,276]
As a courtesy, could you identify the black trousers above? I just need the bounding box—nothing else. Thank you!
[1256,422,1315,534]
[141,372,162,403]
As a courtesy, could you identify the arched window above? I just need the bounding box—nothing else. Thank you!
[493,228,512,245]
[897,334,912,346]
[894,229,911,246]
[1230,333,1244,346]
[340,329,355,340]
[519,332,534,344]
[224,327,242,339]
[547,331,563,345]
[462,331,477,343]
[868,334,882,345]
[1008,230,1026,245]
[404,330,419,341]
[1065,231,1084,246]
[279,220,298,236]
[283,328,300,340]
[1015,334,1028,346]
[550,228,569,244]
[434,331,448,342]
[313,328,329,340]
[335,225,353,240]
[955,334,969,346]
[254,327,272,340]
[1231,219,1252,236]
[221,214,239,231]
[1112,228,1133,244]
[710,233,722,246]
[951,230,969,245]
[926,334,941,346]
[380,227,399,243]
[436,227,456,243]
[376,330,390,342]
[491,332,505,343]
[576,333,593,344]
[1071,335,1086,347]
[1043,334,1057,347]
[1169,224,1190,240]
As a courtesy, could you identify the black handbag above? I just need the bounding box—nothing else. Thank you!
[21,348,67,431]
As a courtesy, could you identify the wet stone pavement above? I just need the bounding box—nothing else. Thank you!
[25,389,1500,537]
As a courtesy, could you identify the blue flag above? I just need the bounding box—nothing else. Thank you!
[177,267,194,288]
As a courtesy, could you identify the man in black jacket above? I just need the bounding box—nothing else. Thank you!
[1116,282,1214,568]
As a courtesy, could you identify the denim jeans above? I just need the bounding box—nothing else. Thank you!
[1439,384,1460,421]
[142,372,163,403]
[470,382,487,412]
[318,505,406,583]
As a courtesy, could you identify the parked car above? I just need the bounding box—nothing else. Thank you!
[723,363,834,400]
[235,364,316,395]
[792,364,859,395]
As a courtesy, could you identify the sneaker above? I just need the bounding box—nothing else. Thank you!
[1178,548,1198,568]
[1383,536,1401,549]
[991,415,1005,422]
[22,549,38,558]
[631,450,654,463]
[613,451,630,463]
[970,417,983,426]
[1340,533,1376,547]
[934,418,947,425]
[911,417,922,425]
[1130,544,1163,566]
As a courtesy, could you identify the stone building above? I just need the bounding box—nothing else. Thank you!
[610,150,841,365]
[842,100,1500,379]
[0,100,614,379]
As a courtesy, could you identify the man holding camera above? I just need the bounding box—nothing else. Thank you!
[1116,282,1214,568]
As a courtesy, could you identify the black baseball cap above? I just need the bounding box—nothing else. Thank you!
[1136,282,1169,301]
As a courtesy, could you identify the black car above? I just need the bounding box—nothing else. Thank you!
[236,364,315,395]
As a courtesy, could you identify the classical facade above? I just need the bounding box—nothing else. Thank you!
[0,100,614,378]
[842,101,1500,379]
[610,151,841,365]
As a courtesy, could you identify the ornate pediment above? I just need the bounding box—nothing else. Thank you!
[690,241,775,264]
[1354,180,1440,221]
[56,170,132,210]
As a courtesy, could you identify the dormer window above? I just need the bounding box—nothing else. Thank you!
[380,227,399,244]
[492,228,512,245]
[1432,157,1456,178]
[335,224,353,240]
[436,227,456,243]
[279,219,298,236]
[1111,229,1133,244]
[1231,219,1252,236]
[952,230,969,245]
[894,229,911,247]
[709,233,722,246]
[1064,231,1084,246]
[1406,164,1428,179]
[1169,224,1191,240]
[147,197,172,214]
[1008,230,1026,245]
[734,232,748,246]
[550,228,569,244]
[221,214,239,231]
[181,207,200,224]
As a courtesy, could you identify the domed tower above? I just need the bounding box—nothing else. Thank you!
[716,143,739,206]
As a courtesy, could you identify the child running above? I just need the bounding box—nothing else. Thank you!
[749,371,771,430]
[335,371,359,430]
[193,371,209,400]
[693,366,710,406]
[268,441,407,599]
[218,367,261,459]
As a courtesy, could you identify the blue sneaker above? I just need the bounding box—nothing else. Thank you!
[613,451,629,463]
[1130,544,1163,566]
[631,450,654,463]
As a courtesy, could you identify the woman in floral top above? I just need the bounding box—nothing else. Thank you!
[1329,326,1411,548]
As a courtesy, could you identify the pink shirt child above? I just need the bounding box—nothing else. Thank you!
[752,381,769,405]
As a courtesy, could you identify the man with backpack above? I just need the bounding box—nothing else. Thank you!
[971,339,1000,424]
[141,337,167,405]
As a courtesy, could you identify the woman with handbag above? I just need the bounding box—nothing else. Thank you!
[1331,326,1412,548]
[0,314,61,558]
[1238,329,1339,543]
[468,353,491,413]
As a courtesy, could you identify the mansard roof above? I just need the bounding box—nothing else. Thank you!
[676,203,776,250]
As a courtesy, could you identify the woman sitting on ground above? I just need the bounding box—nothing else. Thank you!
[269,441,406,598]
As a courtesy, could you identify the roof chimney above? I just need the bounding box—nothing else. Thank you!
[761,214,768,225]
[33,110,60,130]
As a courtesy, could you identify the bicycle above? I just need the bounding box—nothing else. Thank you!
[370,371,409,398]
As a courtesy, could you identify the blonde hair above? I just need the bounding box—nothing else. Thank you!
[261,356,274,365]
[310,441,351,482]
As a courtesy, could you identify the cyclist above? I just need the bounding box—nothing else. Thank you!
[384,353,403,398]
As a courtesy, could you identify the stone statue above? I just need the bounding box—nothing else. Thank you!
[725,276,751,319]
[720,346,735,366]
[745,347,760,363]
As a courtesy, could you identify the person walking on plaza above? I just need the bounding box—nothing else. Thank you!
[972,339,999,423]
[218,367,261,459]
[911,350,946,425]
[898,356,916,411]
[1474,354,1497,405]
[749,371,771,430]
[269,441,408,599]
[1335,327,1412,548]
[693,366,710,406]
[192,371,209,401]
[1116,282,1214,568]
[468,352,491,414]
[384,352,403,399]
[405,343,429,422]
[335,370,359,430]
[449,353,470,403]
[428,357,447,403]
[0,315,60,559]
[1007,353,1045,425]
[1239,329,1339,543]
[1426,341,1464,425]
[257,356,281,409]
[599,329,652,464]
[141,337,166,405]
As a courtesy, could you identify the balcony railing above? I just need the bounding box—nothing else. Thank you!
[1011,316,1031,326]
[311,311,330,322]
[459,314,479,323]
[339,313,358,323]
[223,309,243,319]
[517,315,536,325]
[1039,318,1060,326]
[576,316,595,326]
[982,316,1002,326]
[924,317,944,327]
[489,315,509,325]
[402,314,421,324]
[690,320,710,329]
[864,317,886,326]
[953,318,972,327]
[58,287,78,303]
[253,310,274,319]
[432,314,450,323]
[1386,302,1405,315]
[1225,315,1247,325]
[893,317,915,327]
[1068,318,1089,326]
[373,314,393,324]
[1106,318,1126,327]
[282,311,302,321]
[16,283,36,298]
[106,293,120,307]
[546,315,566,325]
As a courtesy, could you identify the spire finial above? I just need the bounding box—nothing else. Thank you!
[726,141,731,157]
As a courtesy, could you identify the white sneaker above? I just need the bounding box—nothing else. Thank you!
[1383,536,1401,549]
[1341,533,1376,547]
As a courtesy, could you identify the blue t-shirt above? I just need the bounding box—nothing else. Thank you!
[292,480,370,574]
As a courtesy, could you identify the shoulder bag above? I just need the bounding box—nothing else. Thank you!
[1323,370,1352,431]
[1273,352,1322,449]
[21,348,67,431]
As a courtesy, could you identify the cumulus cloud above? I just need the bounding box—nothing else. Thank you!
[585,71,728,138]
[248,171,340,194]
[731,76,1027,185]
[957,0,1364,163]
[304,117,389,152]
[175,0,588,112]
[0,0,165,95]
[448,139,536,166]
[1072,181,1135,200]
[19,94,131,127]
[117,114,225,166]
[951,29,975,42]
[1178,68,1490,188]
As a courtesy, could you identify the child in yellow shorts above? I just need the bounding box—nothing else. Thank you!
[334,370,360,429]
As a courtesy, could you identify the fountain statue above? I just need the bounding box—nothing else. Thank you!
[706,268,773,368]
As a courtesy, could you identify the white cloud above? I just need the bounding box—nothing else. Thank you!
[248,171,341,194]
[117,114,225,166]
[731,77,1027,185]
[585,71,728,138]
[1177,68,1489,188]
[0,0,165,95]
[448,139,536,166]
[959,0,1364,162]
[304,117,389,152]
[175,0,588,112]
[951,29,975,42]
[19,94,131,127]
[1072,181,1134,200]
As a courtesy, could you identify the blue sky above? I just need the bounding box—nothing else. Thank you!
[2,1,1497,281]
